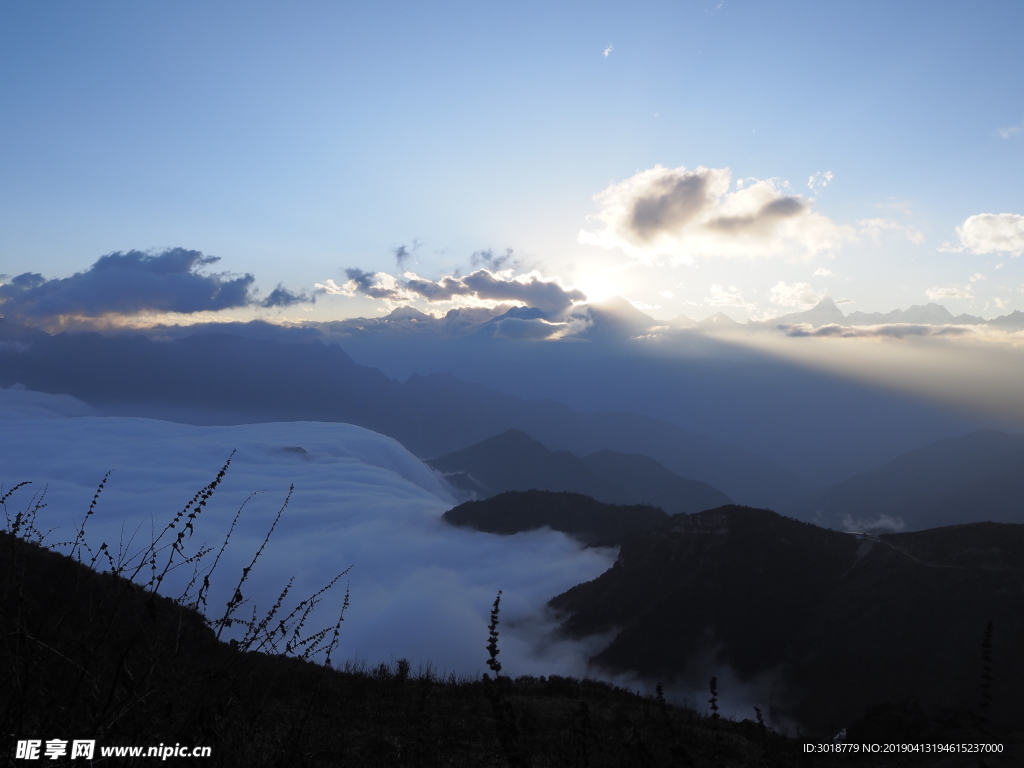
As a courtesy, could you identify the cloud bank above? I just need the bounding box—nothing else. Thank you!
[778,323,975,340]
[0,249,313,323]
[579,165,851,262]
[0,391,613,677]
[319,268,586,315]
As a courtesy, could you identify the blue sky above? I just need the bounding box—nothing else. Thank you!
[2,0,1023,322]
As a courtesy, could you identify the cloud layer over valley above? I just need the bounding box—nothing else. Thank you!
[0,389,615,678]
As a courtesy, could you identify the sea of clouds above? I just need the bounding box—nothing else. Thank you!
[0,387,616,678]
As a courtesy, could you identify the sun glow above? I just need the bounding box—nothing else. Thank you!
[571,272,620,304]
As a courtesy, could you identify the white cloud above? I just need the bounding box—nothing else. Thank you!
[659,290,674,298]
[579,164,853,263]
[313,278,348,295]
[835,297,855,304]
[952,213,1024,256]
[997,121,1023,139]
[858,217,924,244]
[0,392,614,679]
[813,268,832,277]
[807,171,833,191]
[315,270,410,301]
[706,284,755,310]
[969,272,986,283]
[925,285,973,300]
[602,44,613,57]
[768,281,825,308]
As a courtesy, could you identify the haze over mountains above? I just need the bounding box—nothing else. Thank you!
[784,429,1024,531]
[277,298,1015,486]
[4,298,1012,494]
[2,290,1023,520]
[0,324,808,507]
[428,429,731,514]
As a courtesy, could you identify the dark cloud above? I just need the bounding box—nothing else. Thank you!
[343,268,404,300]
[461,271,585,314]
[0,249,256,320]
[337,264,587,315]
[403,270,586,314]
[471,248,518,271]
[402,275,465,302]
[259,285,315,308]
[582,165,848,259]
[393,239,422,268]
[705,196,808,235]
[630,173,711,240]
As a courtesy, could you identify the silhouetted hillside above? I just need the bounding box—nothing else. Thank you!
[443,490,671,546]
[428,429,730,514]
[549,506,1024,734]
[784,429,1024,530]
[2,527,849,767]
[0,329,806,507]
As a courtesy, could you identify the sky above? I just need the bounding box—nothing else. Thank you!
[2,0,1023,324]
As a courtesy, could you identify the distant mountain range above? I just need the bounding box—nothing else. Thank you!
[0,325,806,507]
[320,296,1024,334]
[325,297,1024,335]
[783,429,1024,531]
[3,309,1015,497]
[428,429,731,514]
[547,504,1024,732]
[443,489,670,547]
[761,297,996,328]
[69,294,1019,345]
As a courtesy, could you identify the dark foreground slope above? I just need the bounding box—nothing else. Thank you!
[429,429,731,514]
[443,490,671,546]
[784,429,1024,531]
[550,506,1024,735]
[0,529,891,768]
[0,328,805,507]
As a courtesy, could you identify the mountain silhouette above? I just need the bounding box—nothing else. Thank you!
[784,429,1024,530]
[549,505,1024,732]
[428,429,731,514]
[766,297,847,327]
[845,302,985,326]
[697,312,740,328]
[442,489,670,546]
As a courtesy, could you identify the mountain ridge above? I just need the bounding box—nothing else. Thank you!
[427,429,732,514]
[547,504,1024,732]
